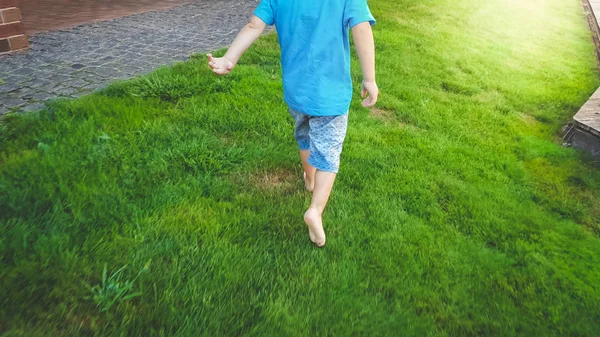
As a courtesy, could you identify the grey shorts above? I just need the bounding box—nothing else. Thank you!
[289,109,349,173]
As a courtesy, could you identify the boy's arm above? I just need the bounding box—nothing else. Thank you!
[207,16,267,75]
[352,22,378,107]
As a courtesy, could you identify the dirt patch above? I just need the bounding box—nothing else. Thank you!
[518,113,539,127]
[219,135,236,146]
[369,107,394,121]
[248,168,298,191]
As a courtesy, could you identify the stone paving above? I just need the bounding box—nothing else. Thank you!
[0,0,260,116]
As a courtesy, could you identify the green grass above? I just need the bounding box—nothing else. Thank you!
[1,0,600,335]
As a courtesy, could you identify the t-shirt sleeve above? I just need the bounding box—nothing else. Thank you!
[344,0,376,28]
[254,0,276,25]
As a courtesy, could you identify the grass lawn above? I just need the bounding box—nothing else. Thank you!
[2,0,600,335]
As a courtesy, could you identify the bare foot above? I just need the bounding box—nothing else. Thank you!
[304,208,325,247]
[303,172,314,192]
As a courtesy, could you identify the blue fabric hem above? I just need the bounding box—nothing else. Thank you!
[287,101,350,117]
[349,18,376,28]
[307,157,338,174]
[297,142,310,151]
[254,9,274,25]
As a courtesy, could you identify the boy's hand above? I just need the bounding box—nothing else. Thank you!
[207,54,234,75]
[361,80,379,107]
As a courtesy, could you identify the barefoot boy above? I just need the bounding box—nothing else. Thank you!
[208,0,378,247]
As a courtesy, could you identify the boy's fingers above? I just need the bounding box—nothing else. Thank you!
[207,55,233,75]
[213,68,229,75]
[362,96,377,107]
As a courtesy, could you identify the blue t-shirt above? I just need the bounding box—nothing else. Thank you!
[254,0,375,116]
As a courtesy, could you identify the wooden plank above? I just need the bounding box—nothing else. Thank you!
[574,88,600,137]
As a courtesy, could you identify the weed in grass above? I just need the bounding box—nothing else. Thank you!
[87,261,151,312]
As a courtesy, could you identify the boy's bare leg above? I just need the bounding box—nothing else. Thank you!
[300,150,316,192]
[304,170,336,247]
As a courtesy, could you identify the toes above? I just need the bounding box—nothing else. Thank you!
[313,239,326,248]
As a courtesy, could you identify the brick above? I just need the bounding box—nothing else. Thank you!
[1,8,21,24]
[0,22,24,38]
[0,37,8,52]
[8,34,28,50]
[0,0,16,9]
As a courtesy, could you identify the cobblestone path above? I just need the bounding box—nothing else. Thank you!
[0,0,260,116]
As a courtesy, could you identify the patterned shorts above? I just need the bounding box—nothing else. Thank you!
[289,109,349,173]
